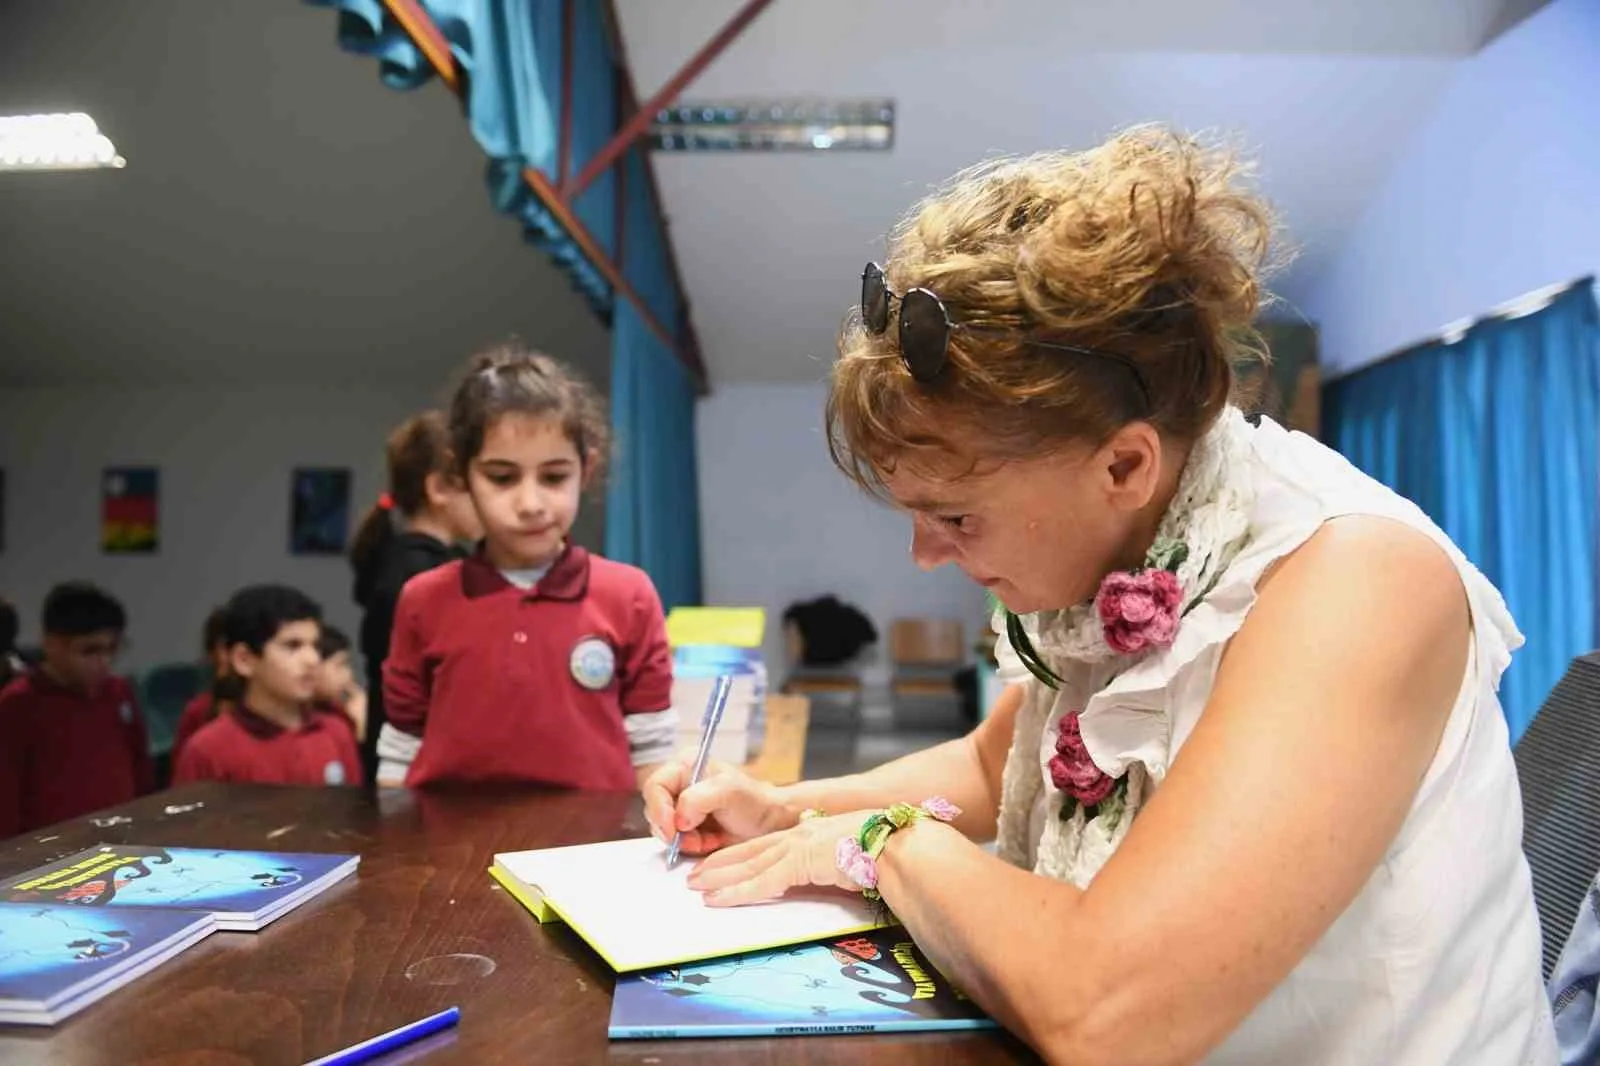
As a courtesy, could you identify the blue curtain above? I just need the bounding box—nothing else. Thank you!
[309,0,612,310]
[604,147,703,610]
[1323,281,1600,741]
[312,0,704,609]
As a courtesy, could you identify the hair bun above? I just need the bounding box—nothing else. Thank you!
[1015,125,1278,338]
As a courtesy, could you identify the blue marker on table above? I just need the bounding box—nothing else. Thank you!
[304,1006,461,1066]
[666,673,734,870]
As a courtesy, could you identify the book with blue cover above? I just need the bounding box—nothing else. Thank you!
[608,925,996,1039]
[0,901,216,1025]
[0,844,358,931]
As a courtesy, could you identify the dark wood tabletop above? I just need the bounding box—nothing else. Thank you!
[0,784,1038,1065]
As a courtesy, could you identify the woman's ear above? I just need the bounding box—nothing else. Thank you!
[1099,421,1164,511]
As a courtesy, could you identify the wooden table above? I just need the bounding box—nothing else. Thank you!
[742,695,810,786]
[0,784,1038,1065]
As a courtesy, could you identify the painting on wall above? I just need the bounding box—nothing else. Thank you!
[102,467,159,554]
[290,467,352,555]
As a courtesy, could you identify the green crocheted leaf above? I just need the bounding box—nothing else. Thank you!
[1005,610,1062,689]
[1147,536,1189,573]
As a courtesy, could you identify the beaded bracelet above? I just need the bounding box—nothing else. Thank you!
[834,798,961,901]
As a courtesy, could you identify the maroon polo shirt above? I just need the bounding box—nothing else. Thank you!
[172,690,217,760]
[384,545,673,790]
[0,670,154,839]
[173,703,363,788]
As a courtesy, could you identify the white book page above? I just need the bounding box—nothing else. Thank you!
[495,836,881,971]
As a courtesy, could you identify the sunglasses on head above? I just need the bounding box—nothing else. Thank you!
[860,262,1152,409]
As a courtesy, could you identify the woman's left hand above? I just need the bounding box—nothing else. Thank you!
[687,811,874,907]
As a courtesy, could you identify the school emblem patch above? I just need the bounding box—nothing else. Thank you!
[570,637,616,691]
[324,760,346,785]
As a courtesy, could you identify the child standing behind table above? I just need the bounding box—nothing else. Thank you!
[172,605,232,761]
[312,624,367,743]
[0,583,152,836]
[350,410,483,787]
[175,585,362,788]
[384,341,678,790]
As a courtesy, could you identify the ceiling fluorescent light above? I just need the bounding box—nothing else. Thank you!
[0,112,126,172]
[650,99,894,152]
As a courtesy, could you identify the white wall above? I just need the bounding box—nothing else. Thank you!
[695,382,989,687]
[0,0,617,675]
[1294,0,1600,372]
[0,382,606,673]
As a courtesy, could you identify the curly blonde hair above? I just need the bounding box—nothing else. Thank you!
[827,124,1281,493]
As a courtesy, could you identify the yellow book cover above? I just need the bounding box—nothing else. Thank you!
[665,607,766,649]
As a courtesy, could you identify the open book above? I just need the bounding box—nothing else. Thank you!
[490,836,887,972]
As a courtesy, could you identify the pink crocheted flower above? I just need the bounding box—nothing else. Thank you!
[1049,711,1117,806]
[1054,708,1085,754]
[920,797,962,823]
[1095,568,1182,655]
[835,837,878,890]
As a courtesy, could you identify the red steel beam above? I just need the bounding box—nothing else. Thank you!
[383,0,459,92]
[557,0,574,183]
[375,0,706,390]
[563,0,775,200]
[613,63,628,267]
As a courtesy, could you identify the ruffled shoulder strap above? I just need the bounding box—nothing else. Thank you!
[1079,415,1523,780]
[1078,501,1318,780]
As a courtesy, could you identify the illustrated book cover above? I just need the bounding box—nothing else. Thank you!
[609,924,995,1039]
[0,844,358,931]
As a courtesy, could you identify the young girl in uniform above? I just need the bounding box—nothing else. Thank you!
[171,605,233,761]
[384,341,677,790]
[349,410,483,785]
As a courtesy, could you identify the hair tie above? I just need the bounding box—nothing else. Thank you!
[378,492,395,511]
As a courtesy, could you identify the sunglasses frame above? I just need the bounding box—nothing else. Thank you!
[860,262,1152,410]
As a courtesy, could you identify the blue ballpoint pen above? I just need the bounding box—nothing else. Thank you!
[667,674,734,869]
[304,1006,461,1066]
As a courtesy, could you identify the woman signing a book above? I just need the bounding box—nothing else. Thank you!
[644,125,1555,1065]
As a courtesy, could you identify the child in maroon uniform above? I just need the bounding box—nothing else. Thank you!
[175,586,362,788]
[384,341,677,790]
[314,624,367,742]
[0,583,153,837]
[172,605,231,761]
[0,597,21,691]
[351,409,483,788]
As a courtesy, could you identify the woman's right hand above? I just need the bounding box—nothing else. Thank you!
[641,759,796,857]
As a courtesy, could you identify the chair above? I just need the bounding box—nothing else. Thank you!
[140,662,208,759]
[780,619,867,730]
[1513,651,1600,978]
[888,617,965,727]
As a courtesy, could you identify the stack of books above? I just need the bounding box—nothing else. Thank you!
[0,843,357,1025]
[489,835,997,1041]
[666,607,769,764]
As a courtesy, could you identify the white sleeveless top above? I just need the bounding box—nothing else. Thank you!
[993,412,1556,1065]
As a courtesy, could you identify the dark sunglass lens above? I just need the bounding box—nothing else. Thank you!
[861,263,890,334]
[899,289,949,382]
